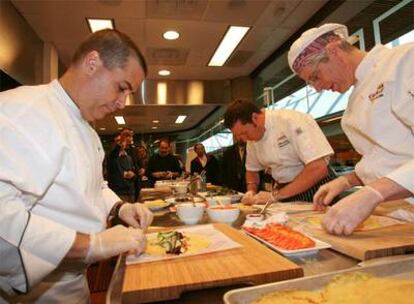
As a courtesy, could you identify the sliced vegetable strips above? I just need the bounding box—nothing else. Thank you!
[244,223,315,250]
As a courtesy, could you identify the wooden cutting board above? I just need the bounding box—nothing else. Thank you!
[121,223,303,303]
[290,213,414,261]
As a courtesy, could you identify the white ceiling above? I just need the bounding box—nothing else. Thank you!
[11,0,329,136]
[12,0,327,80]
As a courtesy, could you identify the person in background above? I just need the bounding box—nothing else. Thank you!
[136,145,151,188]
[221,140,247,193]
[190,143,220,185]
[121,127,140,200]
[147,138,182,185]
[224,100,336,205]
[0,29,153,302]
[289,23,414,235]
[107,129,137,202]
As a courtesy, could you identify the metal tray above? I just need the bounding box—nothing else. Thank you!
[224,256,414,304]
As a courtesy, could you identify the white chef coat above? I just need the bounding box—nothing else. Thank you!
[246,109,334,183]
[0,80,120,302]
[342,43,414,202]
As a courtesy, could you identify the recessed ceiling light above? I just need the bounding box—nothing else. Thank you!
[114,116,125,125]
[175,115,187,124]
[87,18,114,33]
[208,26,250,67]
[163,30,180,40]
[158,70,171,76]
[152,120,160,123]
[152,126,158,129]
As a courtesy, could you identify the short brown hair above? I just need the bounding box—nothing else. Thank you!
[72,29,147,75]
[159,138,171,146]
[224,100,261,129]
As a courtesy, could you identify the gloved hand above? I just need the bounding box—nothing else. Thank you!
[241,191,255,205]
[118,203,154,229]
[253,191,272,204]
[313,176,351,211]
[84,225,145,264]
[322,185,384,236]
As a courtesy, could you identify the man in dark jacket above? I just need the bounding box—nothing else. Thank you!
[190,143,220,185]
[221,141,247,192]
[107,128,137,202]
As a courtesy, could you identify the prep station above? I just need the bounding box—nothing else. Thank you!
[105,186,414,303]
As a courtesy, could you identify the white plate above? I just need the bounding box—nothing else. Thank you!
[165,196,205,205]
[230,193,243,203]
[254,202,314,215]
[243,229,331,257]
[144,199,171,211]
[147,202,171,211]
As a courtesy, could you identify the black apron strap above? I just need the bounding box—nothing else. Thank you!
[279,166,337,203]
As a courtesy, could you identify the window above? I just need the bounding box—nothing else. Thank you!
[201,129,233,153]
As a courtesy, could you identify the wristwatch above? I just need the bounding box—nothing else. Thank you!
[108,200,125,222]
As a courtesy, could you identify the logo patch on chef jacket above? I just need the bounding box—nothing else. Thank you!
[277,135,290,147]
[368,83,384,103]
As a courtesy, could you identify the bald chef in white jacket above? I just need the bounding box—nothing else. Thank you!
[288,23,414,235]
[0,29,154,303]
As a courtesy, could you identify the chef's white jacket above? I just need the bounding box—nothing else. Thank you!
[0,80,120,301]
[342,43,414,202]
[246,109,334,183]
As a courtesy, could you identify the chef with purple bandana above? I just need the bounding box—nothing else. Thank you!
[288,23,414,235]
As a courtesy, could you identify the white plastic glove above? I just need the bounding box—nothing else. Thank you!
[84,225,145,264]
[253,191,272,204]
[313,176,352,211]
[322,185,384,236]
[118,203,154,229]
[241,190,255,205]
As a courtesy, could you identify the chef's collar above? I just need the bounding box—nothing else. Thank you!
[260,109,270,142]
[52,79,83,120]
[355,45,388,84]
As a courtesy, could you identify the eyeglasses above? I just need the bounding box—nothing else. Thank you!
[306,63,321,87]
[305,52,328,87]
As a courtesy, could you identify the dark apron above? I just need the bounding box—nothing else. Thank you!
[278,167,337,203]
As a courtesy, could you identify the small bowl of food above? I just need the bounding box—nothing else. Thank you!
[176,202,205,225]
[207,205,240,224]
[214,195,232,206]
[174,182,189,195]
[246,213,265,222]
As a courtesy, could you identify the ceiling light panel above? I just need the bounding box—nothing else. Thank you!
[175,115,187,124]
[87,18,114,33]
[163,30,180,40]
[208,26,250,67]
[114,116,125,125]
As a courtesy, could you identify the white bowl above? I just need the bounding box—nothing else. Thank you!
[206,197,219,207]
[175,185,188,195]
[176,202,205,225]
[214,195,232,205]
[207,205,240,224]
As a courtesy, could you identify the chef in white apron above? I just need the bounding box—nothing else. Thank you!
[0,30,153,303]
[224,100,335,204]
[288,23,414,235]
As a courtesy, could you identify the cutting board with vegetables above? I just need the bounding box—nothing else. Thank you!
[290,213,414,260]
[121,223,303,303]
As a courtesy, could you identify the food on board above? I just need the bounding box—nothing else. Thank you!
[145,230,211,256]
